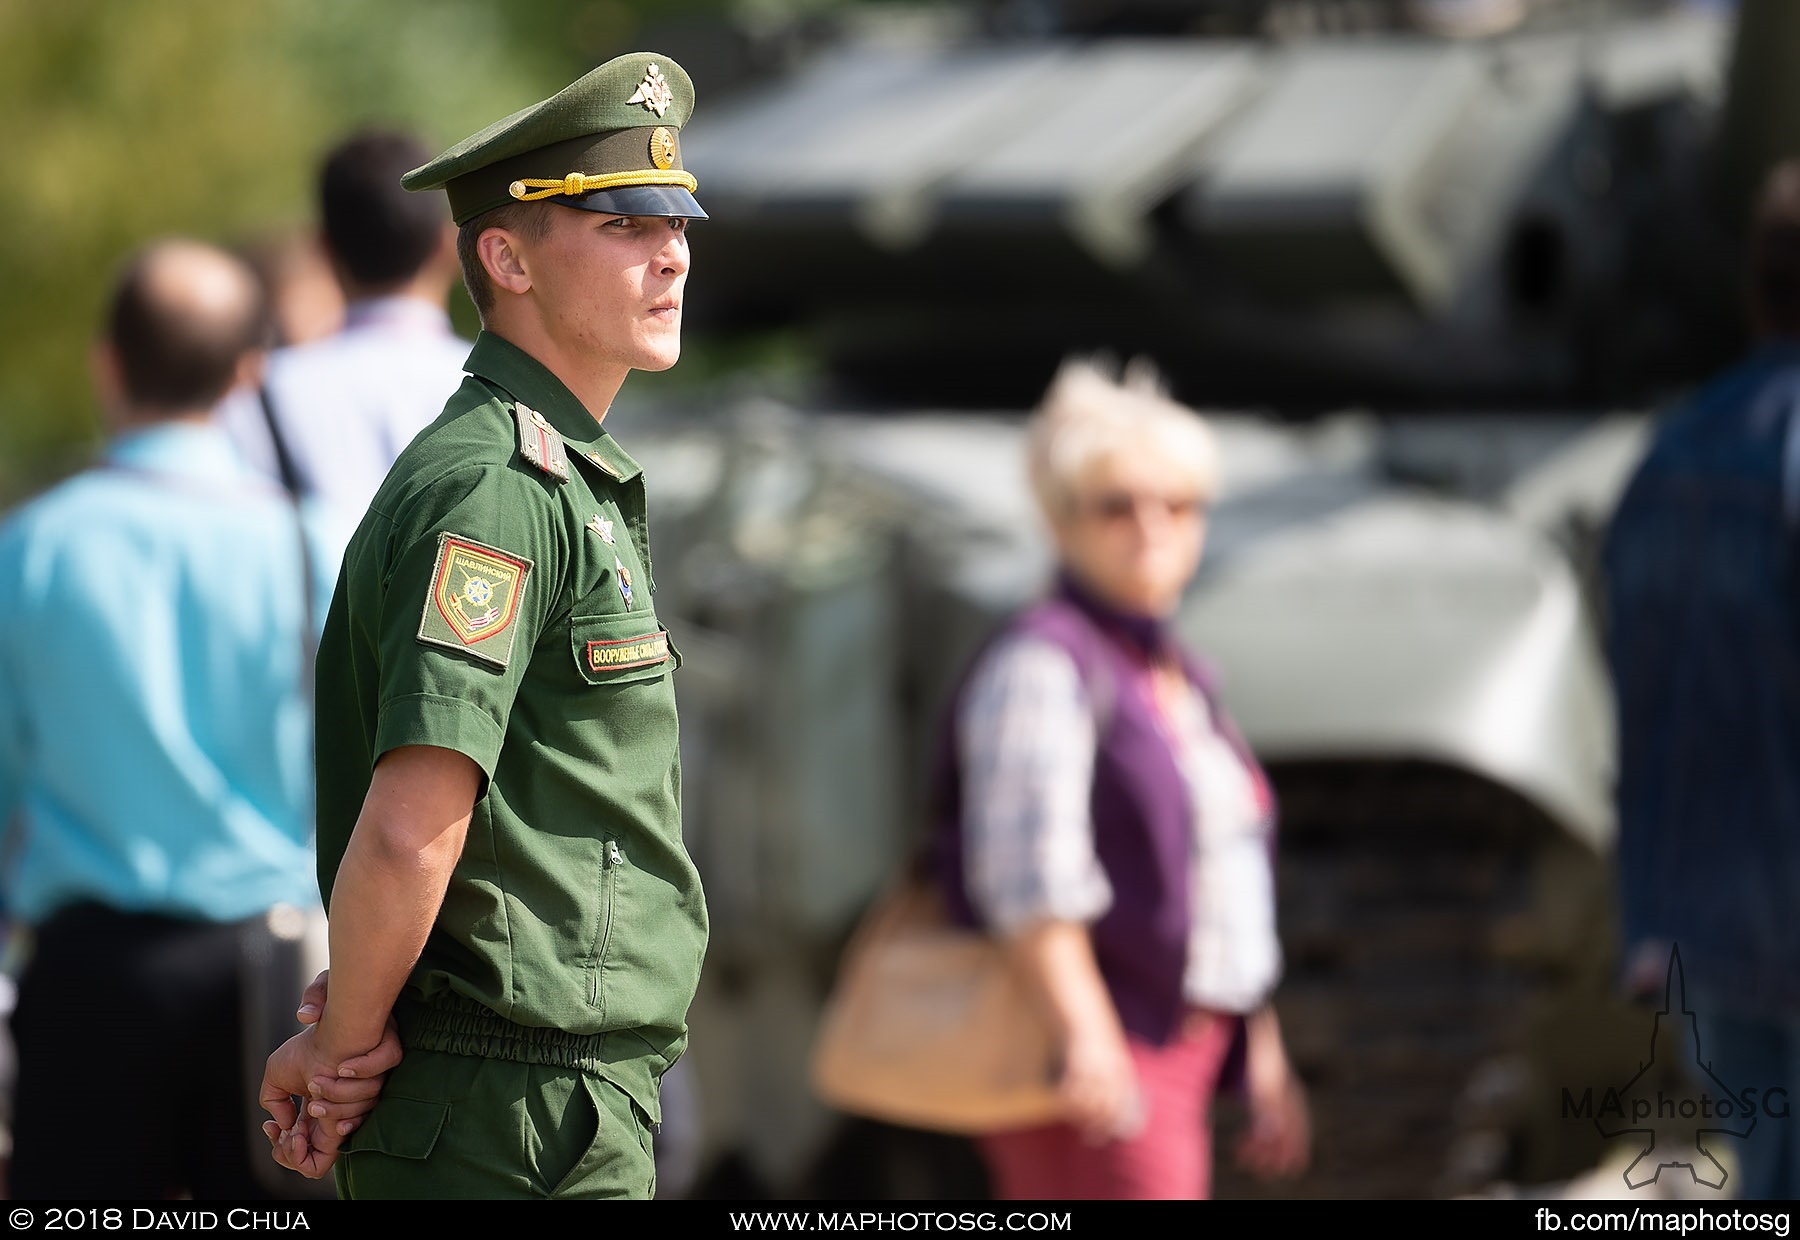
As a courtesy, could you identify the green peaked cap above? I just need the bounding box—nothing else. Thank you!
[401,52,702,225]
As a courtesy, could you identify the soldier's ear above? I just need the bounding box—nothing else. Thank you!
[477,227,532,297]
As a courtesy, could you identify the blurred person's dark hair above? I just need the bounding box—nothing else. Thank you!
[321,128,450,292]
[456,202,554,320]
[104,239,270,414]
[1748,158,1800,339]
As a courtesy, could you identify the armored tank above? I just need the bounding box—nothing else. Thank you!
[607,0,1787,1199]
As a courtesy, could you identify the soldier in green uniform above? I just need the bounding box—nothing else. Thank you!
[257,51,709,1200]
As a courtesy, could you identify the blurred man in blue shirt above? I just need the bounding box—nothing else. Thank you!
[0,239,371,1199]
[1603,160,1800,1200]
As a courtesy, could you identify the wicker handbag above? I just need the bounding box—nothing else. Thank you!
[808,869,1064,1134]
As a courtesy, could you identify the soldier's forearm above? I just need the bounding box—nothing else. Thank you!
[315,743,479,1065]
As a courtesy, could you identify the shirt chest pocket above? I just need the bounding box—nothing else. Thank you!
[569,606,676,687]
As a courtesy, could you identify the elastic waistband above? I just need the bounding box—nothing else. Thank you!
[397,991,615,1072]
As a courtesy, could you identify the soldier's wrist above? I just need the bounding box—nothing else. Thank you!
[312,1013,384,1069]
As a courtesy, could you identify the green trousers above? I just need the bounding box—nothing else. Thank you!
[335,1047,657,1199]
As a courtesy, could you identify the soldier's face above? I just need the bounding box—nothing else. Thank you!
[527,206,690,375]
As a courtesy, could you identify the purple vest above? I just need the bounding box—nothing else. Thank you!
[931,576,1275,1048]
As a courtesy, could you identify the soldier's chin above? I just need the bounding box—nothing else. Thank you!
[637,340,682,372]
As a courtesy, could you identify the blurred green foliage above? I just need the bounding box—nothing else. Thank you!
[0,0,752,506]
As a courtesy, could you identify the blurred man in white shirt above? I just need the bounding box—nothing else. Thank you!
[219,128,472,531]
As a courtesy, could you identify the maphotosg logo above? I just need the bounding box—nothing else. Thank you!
[1560,945,1789,1191]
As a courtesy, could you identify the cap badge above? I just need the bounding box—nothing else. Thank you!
[627,64,673,117]
[649,127,676,171]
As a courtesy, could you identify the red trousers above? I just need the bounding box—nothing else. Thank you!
[978,1012,1237,1200]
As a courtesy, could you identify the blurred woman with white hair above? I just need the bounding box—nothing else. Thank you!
[929,356,1311,1200]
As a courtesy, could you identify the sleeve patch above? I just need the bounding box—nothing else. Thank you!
[417,533,534,668]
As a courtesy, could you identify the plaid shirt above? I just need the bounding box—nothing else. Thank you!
[957,631,1282,1013]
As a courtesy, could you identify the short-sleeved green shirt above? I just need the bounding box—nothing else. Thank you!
[313,331,707,1121]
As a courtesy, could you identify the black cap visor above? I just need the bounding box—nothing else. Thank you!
[563,184,708,220]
